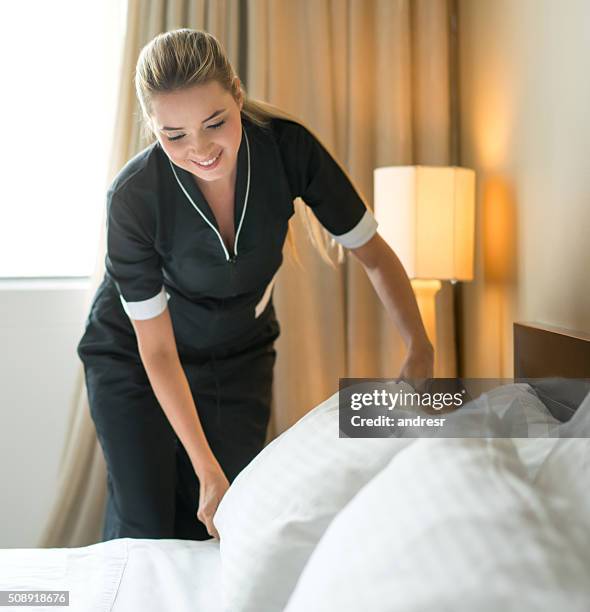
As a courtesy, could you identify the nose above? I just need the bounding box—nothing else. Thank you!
[187,134,214,160]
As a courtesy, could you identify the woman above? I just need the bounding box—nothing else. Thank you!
[77,28,433,542]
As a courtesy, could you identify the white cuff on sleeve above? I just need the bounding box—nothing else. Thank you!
[120,286,170,320]
[329,209,378,248]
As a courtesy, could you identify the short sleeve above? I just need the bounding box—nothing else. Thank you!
[105,189,168,320]
[277,120,378,248]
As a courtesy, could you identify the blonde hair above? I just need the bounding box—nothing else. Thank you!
[134,28,345,268]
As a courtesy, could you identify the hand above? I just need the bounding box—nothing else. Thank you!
[196,465,230,539]
[398,341,434,380]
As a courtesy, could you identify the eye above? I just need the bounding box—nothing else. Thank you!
[166,120,224,141]
[208,120,225,130]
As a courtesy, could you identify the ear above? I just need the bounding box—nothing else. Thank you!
[233,76,244,109]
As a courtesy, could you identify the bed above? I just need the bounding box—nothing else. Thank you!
[1,321,589,612]
[0,538,221,611]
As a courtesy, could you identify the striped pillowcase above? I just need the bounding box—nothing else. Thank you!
[285,437,590,611]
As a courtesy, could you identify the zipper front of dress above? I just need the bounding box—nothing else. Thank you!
[168,127,251,264]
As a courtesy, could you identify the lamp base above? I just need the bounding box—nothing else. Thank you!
[411,279,442,374]
[409,280,458,377]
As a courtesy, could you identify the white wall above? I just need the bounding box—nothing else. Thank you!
[458,0,590,376]
[0,280,90,548]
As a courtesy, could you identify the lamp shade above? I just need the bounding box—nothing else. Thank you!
[374,165,475,281]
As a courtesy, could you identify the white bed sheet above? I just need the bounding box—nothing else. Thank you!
[2,384,588,611]
[0,537,222,612]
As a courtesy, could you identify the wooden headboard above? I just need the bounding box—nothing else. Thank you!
[513,322,590,422]
[514,322,590,378]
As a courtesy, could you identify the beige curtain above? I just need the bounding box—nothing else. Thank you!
[39,0,457,547]
[257,0,458,436]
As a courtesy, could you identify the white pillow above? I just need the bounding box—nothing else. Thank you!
[479,382,560,437]
[535,389,590,513]
[285,437,590,612]
[213,381,416,612]
[396,383,561,480]
[478,383,561,479]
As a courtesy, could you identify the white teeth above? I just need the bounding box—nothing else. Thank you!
[195,152,220,166]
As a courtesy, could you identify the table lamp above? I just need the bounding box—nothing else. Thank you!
[373,165,476,370]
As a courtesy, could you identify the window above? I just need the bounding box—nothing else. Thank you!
[0,1,127,277]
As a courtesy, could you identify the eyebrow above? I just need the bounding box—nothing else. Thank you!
[160,108,226,131]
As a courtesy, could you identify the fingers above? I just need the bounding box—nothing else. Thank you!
[197,508,220,539]
[203,514,219,539]
[196,474,228,539]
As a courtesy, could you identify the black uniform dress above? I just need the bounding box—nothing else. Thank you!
[77,114,378,541]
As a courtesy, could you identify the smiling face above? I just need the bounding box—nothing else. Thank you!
[149,78,243,190]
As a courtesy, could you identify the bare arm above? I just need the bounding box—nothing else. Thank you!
[130,307,220,478]
[350,232,434,378]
